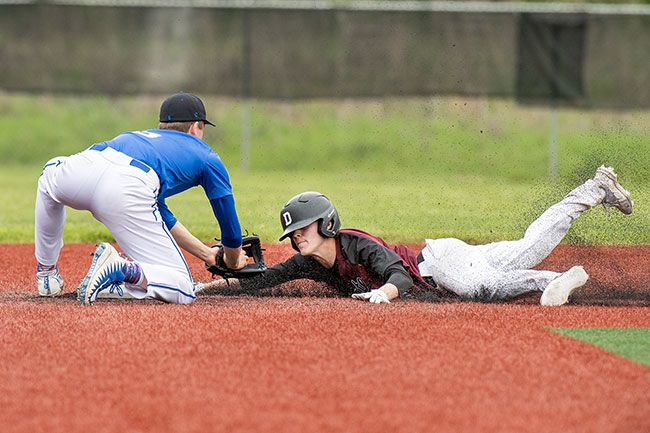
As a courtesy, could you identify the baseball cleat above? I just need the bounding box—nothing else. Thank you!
[36,264,64,297]
[593,166,633,215]
[77,243,128,305]
[540,266,589,306]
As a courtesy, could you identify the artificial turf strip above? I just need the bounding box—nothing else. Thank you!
[553,328,650,367]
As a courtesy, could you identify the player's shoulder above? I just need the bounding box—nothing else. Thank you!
[339,229,386,245]
[113,129,184,145]
[148,129,209,146]
[338,229,390,254]
[145,129,218,158]
[339,229,369,241]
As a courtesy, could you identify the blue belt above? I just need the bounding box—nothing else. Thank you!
[90,143,151,173]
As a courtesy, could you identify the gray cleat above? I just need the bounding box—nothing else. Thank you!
[593,166,633,215]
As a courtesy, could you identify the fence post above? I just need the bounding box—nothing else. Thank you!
[240,9,252,172]
[548,103,558,181]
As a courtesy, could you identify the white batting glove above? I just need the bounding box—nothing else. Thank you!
[351,289,391,304]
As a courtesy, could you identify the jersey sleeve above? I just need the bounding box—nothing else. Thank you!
[239,254,330,293]
[201,153,233,200]
[157,198,177,230]
[343,235,414,295]
[209,196,242,248]
[202,152,242,247]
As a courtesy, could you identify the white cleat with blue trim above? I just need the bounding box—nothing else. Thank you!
[77,243,128,305]
[36,264,64,297]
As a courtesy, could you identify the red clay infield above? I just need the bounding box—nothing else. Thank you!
[0,244,648,433]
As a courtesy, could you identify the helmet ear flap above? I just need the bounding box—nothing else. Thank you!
[318,209,340,238]
[318,219,333,238]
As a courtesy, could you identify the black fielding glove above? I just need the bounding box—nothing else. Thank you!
[206,234,267,279]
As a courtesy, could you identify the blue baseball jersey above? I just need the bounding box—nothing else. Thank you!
[97,129,242,247]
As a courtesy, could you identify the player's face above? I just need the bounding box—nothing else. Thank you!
[291,221,326,256]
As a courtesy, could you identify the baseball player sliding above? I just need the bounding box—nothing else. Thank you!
[198,167,633,306]
[35,92,247,304]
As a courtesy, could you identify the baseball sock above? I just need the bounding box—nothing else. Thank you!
[122,261,144,286]
[37,263,57,272]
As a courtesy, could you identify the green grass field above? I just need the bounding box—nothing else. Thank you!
[553,328,650,367]
[1,92,648,244]
[2,164,648,244]
[2,92,649,181]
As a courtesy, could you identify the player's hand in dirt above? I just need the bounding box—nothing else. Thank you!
[351,289,391,304]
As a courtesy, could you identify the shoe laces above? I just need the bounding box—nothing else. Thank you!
[36,269,62,282]
[108,283,124,297]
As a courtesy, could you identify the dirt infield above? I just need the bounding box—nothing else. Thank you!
[3,243,649,306]
[0,244,648,433]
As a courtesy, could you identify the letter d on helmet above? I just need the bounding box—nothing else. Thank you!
[279,191,341,248]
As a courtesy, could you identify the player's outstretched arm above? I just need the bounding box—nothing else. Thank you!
[195,278,242,296]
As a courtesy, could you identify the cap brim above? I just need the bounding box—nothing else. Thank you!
[278,220,312,242]
[159,119,216,127]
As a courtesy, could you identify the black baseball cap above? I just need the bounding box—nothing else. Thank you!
[159,92,215,126]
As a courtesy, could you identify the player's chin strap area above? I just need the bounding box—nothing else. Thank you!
[205,233,267,280]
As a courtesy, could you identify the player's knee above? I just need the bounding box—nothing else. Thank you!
[171,277,197,305]
[176,292,197,305]
[152,287,196,304]
[471,284,505,302]
[145,276,197,304]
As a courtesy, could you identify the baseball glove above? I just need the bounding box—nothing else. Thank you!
[206,234,267,279]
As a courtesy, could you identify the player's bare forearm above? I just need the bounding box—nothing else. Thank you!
[196,277,288,298]
[169,221,217,264]
[195,278,243,296]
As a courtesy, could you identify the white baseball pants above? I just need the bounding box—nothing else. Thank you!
[418,179,605,301]
[35,147,196,304]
